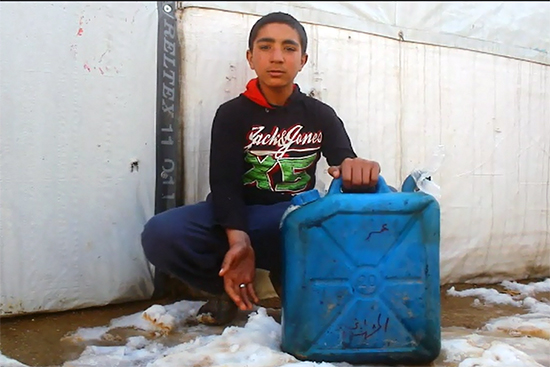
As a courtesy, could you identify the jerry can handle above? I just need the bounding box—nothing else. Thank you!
[401,174,418,193]
[327,175,393,195]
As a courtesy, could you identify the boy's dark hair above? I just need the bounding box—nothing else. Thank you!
[248,12,308,54]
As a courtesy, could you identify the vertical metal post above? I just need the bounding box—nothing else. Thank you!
[153,1,181,298]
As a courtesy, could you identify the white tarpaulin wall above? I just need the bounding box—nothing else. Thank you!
[1,1,548,316]
[0,2,158,316]
[182,1,550,66]
[180,3,550,285]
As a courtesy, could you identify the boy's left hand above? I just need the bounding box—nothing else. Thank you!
[328,157,381,191]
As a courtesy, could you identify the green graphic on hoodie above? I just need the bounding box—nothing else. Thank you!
[243,151,318,193]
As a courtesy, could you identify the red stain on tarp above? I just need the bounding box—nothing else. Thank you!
[77,28,84,36]
[83,64,91,72]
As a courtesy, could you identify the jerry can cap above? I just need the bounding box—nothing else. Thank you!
[291,189,321,206]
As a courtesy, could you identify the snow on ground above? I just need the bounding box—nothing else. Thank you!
[0,354,28,367]
[1,279,549,367]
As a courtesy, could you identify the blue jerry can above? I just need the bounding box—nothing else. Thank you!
[280,175,441,365]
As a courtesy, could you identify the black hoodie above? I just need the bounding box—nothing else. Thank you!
[209,78,357,231]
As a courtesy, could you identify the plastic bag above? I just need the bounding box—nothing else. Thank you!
[409,145,445,199]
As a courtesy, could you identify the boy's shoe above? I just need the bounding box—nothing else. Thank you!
[196,294,238,326]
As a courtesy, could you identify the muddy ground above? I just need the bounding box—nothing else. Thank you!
[0,281,544,367]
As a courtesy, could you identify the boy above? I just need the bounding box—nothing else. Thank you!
[141,11,381,326]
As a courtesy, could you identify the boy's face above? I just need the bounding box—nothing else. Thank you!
[247,23,308,90]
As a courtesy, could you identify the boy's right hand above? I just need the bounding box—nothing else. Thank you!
[219,230,259,310]
[328,157,380,191]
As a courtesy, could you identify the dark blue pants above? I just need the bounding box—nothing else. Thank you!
[141,196,292,295]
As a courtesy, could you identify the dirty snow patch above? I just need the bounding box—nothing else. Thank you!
[0,353,28,367]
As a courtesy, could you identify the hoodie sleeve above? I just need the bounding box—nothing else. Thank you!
[319,104,358,166]
[209,104,248,232]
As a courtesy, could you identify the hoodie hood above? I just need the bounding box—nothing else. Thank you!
[242,78,300,109]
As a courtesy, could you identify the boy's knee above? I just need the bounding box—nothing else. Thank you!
[141,214,171,263]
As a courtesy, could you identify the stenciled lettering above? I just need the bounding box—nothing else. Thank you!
[162,158,175,173]
[161,17,176,119]
[157,8,178,207]
[163,68,176,87]
[163,18,176,38]
[161,158,175,200]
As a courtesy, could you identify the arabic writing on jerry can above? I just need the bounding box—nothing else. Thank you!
[280,175,441,365]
